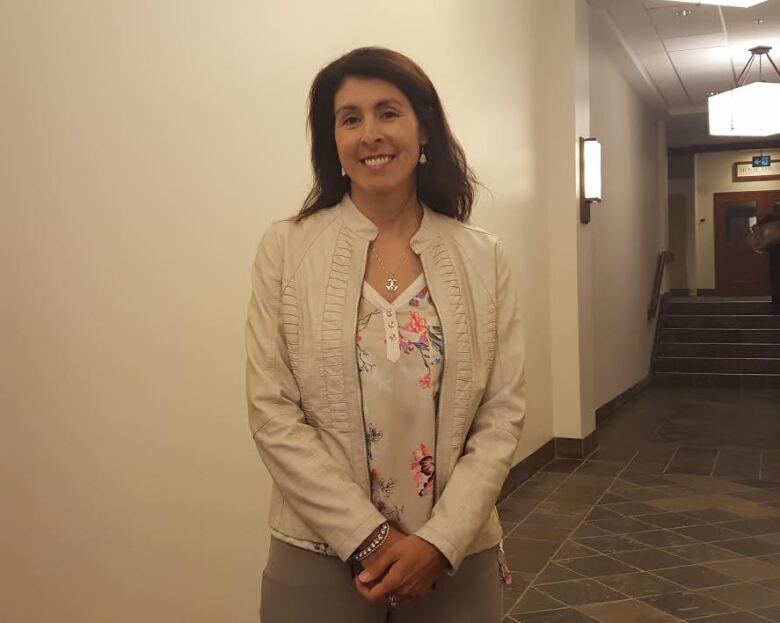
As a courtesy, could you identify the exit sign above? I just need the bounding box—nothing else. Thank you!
[753,155,772,167]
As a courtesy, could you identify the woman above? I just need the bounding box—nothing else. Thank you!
[246,47,526,622]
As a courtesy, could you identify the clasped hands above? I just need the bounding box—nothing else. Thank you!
[354,526,448,606]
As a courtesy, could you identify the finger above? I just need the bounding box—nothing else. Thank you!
[366,566,405,602]
[354,576,372,600]
[358,548,399,584]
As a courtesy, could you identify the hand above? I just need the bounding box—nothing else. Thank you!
[354,534,448,606]
[356,526,405,583]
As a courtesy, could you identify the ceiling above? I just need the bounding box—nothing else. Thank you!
[589,0,780,147]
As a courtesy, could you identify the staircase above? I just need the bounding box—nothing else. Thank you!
[654,296,780,388]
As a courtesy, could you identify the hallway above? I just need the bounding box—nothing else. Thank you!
[501,386,780,622]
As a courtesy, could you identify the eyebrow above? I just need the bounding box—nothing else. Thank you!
[335,98,404,117]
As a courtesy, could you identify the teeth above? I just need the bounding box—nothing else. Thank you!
[363,156,393,166]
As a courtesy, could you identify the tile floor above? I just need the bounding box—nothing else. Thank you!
[501,385,780,622]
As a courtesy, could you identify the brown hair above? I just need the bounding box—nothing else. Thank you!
[298,47,476,222]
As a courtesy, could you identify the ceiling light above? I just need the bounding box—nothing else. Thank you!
[708,46,780,137]
[674,9,695,17]
[666,1,768,7]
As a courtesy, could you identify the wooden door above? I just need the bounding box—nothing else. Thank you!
[714,191,780,296]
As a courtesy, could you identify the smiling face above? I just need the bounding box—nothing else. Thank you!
[333,77,426,200]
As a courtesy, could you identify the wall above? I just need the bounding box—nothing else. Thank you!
[694,149,780,290]
[536,1,591,441]
[668,154,696,292]
[1,2,555,621]
[587,7,668,410]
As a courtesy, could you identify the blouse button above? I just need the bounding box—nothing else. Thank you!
[389,333,396,340]
[388,321,395,328]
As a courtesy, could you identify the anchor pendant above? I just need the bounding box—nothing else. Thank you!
[385,277,399,291]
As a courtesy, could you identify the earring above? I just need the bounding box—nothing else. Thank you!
[341,166,346,177]
[418,146,427,165]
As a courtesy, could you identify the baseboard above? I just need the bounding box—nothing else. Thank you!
[595,375,652,426]
[498,429,604,502]
[497,439,555,502]
[554,430,598,459]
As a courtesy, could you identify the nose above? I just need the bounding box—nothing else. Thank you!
[360,117,383,144]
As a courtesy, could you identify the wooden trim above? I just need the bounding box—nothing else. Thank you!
[669,140,780,157]
[695,289,718,296]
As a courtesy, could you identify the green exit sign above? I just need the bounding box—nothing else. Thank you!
[753,155,771,167]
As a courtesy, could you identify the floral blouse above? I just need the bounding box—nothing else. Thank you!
[356,274,445,535]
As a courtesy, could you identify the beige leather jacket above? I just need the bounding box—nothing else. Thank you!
[245,195,526,573]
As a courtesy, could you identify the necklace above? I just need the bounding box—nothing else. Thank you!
[371,248,409,291]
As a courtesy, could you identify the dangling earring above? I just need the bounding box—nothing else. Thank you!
[341,165,346,177]
[418,146,427,165]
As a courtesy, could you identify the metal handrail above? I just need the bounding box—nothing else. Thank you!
[648,251,673,320]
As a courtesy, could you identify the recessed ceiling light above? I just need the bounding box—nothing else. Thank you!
[755,18,765,24]
[667,1,768,7]
[706,90,718,96]
[675,8,695,16]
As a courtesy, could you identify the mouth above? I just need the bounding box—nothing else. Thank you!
[360,155,395,168]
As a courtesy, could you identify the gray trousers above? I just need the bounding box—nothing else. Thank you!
[260,538,502,623]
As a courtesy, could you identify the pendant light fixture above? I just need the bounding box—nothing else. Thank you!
[708,46,780,137]
[666,1,769,7]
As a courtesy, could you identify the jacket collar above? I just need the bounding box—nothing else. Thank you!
[336,193,438,254]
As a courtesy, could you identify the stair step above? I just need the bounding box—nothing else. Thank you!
[663,315,780,329]
[667,301,774,316]
[659,328,780,344]
[655,356,780,374]
[654,371,780,389]
[656,343,780,358]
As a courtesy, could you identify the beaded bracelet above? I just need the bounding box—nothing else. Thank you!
[352,522,390,561]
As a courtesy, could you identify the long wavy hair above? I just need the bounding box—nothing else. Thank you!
[297,47,476,222]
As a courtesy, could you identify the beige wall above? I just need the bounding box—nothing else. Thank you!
[587,9,668,409]
[2,2,670,620]
[667,154,697,292]
[538,0,591,441]
[694,149,780,290]
[2,2,559,621]
[668,193,689,290]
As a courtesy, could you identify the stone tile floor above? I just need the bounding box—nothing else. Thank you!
[501,385,780,622]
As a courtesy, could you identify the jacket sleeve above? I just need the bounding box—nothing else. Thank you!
[245,223,386,561]
[414,239,526,572]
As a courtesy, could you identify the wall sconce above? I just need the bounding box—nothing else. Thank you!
[580,137,602,224]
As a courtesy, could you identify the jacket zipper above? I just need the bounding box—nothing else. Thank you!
[419,254,443,505]
[355,241,373,499]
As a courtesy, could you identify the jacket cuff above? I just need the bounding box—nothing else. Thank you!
[333,509,388,563]
[413,523,462,575]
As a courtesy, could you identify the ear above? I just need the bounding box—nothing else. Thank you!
[419,125,429,147]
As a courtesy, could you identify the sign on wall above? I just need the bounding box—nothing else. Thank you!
[733,160,780,182]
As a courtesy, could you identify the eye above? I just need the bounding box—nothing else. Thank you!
[380,110,400,119]
[341,115,360,127]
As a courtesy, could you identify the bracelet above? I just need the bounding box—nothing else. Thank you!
[352,522,389,561]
